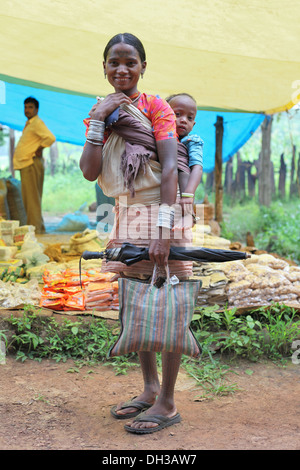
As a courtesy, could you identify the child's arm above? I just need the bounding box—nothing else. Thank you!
[174,164,203,231]
[181,164,203,196]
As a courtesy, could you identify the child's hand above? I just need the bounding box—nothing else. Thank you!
[172,198,194,231]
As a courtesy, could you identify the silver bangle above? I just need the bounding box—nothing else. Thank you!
[87,120,105,142]
[156,205,175,229]
[86,139,103,146]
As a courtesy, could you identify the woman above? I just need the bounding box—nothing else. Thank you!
[80,33,193,434]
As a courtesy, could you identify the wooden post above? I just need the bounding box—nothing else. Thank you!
[9,128,15,177]
[259,116,273,207]
[214,116,224,222]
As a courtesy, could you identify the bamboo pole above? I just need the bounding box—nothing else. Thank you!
[214,116,224,222]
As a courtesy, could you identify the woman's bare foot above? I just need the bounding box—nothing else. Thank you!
[125,398,177,431]
[113,389,158,418]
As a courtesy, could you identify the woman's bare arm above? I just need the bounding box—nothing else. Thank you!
[148,138,178,266]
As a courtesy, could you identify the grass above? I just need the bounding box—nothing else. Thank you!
[42,169,95,213]
[1,302,299,399]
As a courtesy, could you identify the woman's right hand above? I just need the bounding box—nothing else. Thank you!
[89,93,132,121]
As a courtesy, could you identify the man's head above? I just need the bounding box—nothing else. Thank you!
[24,96,39,119]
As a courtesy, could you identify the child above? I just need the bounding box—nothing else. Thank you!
[166,93,203,228]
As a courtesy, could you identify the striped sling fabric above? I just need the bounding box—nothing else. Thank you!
[109,276,202,358]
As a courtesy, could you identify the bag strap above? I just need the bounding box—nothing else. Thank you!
[150,264,171,287]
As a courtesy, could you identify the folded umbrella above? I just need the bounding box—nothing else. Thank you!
[81,242,250,265]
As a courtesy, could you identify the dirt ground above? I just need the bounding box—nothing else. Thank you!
[0,354,299,451]
[1,226,299,451]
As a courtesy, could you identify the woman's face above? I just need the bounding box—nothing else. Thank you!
[103,42,146,96]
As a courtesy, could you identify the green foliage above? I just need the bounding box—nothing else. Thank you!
[191,303,300,363]
[221,199,300,263]
[3,306,138,373]
[42,171,95,213]
[2,302,300,398]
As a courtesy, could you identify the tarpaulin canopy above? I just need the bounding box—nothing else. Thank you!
[0,81,264,172]
[1,0,299,113]
[0,1,299,171]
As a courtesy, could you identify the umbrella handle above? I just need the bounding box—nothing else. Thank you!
[81,250,104,260]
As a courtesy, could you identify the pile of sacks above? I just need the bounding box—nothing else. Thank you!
[192,263,229,307]
[0,220,49,284]
[223,254,300,308]
[39,265,119,313]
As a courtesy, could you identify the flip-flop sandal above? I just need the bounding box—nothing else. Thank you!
[110,398,152,420]
[124,412,181,434]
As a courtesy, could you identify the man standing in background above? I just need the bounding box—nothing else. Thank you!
[13,97,55,233]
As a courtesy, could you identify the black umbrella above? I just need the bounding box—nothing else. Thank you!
[81,242,250,265]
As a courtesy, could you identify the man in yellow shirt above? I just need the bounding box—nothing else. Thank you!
[13,97,55,233]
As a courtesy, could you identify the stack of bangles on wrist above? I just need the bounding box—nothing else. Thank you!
[86,120,105,146]
[156,204,175,229]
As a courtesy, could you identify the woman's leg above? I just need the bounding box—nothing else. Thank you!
[113,351,160,417]
[126,351,182,431]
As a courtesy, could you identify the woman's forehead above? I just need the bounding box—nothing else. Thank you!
[106,42,139,59]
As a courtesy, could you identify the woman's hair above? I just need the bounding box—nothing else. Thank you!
[24,96,39,109]
[166,93,197,105]
[103,33,146,63]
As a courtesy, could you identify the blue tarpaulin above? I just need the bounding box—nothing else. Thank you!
[0,81,265,173]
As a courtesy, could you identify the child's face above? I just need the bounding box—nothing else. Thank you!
[169,95,197,138]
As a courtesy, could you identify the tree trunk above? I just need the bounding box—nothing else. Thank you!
[224,157,233,195]
[278,153,286,199]
[290,145,298,197]
[49,142,59,176]
[214,116,224,222]
[259,116,273,207]
[296,152,300,197]
[235,152,246,198]
[247,162,257,198]
[205,171,214,191]
[270,160,275,196]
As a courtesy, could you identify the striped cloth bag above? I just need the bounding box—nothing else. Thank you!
[108,267,201,358]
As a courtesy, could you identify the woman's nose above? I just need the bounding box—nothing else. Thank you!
[117,64,127,74]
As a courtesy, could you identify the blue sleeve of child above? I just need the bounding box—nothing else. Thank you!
[181,135,204,167]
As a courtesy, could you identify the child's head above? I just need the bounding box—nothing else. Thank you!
[166,93,197,138]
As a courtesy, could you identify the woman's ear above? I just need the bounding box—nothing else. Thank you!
[103,61,107,78]
[141,61,147,76]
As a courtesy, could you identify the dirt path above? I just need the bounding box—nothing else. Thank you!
[0,356,299,450]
